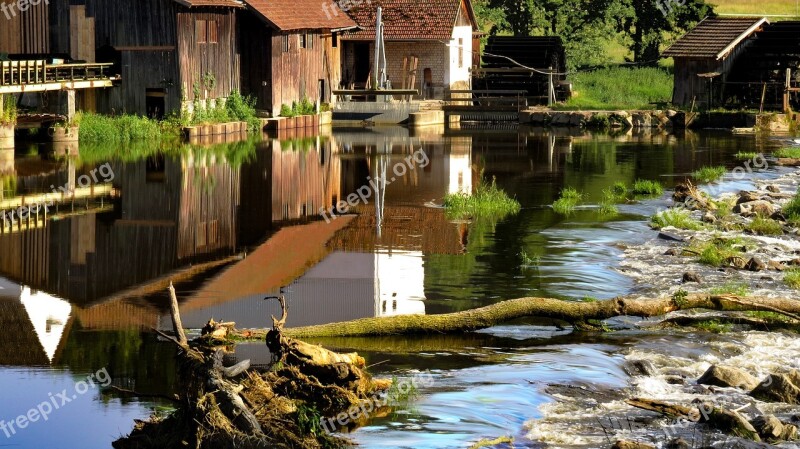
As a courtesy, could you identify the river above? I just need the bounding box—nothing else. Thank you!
[0,126,794,448]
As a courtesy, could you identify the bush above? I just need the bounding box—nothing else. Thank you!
[632,179,664,196]
[225,90,261,132]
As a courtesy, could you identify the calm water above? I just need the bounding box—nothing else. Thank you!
[0,126,790,448]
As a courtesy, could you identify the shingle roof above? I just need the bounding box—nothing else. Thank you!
[245,0,358,31]
[173,0,244,8]
[342,0,476,41]
[662,17,768,60]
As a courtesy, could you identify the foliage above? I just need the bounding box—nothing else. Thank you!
[632,179,664,196]
[783,187,800,224]
[519,249,541,269]
[691,237,746,267]
[734,151,758,161]
[444,177,521,220]
[747,216,783,236]
[774,147,800,159]
[78,112,171,143]
[695,320,733,333]
[225,90,261,132]
[650,208,704,230]
[785,268,800,289]
[672,288,688,307]
[0,94,16,125]
[559,67,673,110]
[599,187,619,215]
[612,181,628,196]
[709,282,750,296]
[296,404,326,438]
[280,98,317,117]
[692,166,726,183]
[552,187,582,215]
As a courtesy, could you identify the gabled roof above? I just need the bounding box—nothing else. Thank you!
[662,16,768,60]
[173,0,244,8]
[343,0,478,41]
[245,0,358,32]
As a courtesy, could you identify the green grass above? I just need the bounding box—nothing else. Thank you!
[693,166,727,183]
[612,182,628,196]
[598,187,620,215]
[650,209,705,230]
[78,112,175,143]
[695,320,733,333]
[552,187,582,215]
[692,237,746,267]
[785,268,800,289]
[632,179,664,196]
[714,0,799,17]
[783,187,800,223]
[774,147,800,159]
[734,152,758,161]
[709,282,750,296]
[0,94,16,125]
[557,67,673,110]
[444,178,521,220]
[747,216,784,235]
[519,249,541,268]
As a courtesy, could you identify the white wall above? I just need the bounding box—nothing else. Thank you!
[447,23,473,89]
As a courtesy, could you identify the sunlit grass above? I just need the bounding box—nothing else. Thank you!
[693,166,726,183]
[444,178,521,220]
[734,151,758,161]
[552,187,582,215]
[557,67,673,110]
[599,188,619,215]
[774,147,800,158]
[747,216,783,235]
[650,209,704,230]
[709,282,750,296]
[784,268,800,289]
[783,187,800,223]
[632,179,664,196]
[714,0,799,17]
[691,237,746,267]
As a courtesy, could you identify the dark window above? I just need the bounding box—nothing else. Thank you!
[332,32,338,48]
[282,35,290,52]
[301,33,314,49]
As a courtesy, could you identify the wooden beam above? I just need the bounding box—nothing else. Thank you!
[0,78,118,94]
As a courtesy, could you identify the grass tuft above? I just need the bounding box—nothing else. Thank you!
[632,179,664,196]
[747,216,783,235]
[443,178,521,220]
[785,268,800,289]
[552,187,582,215]
[693,166,726,183]
[691,237,745,267]
[734,151,758,161]
[783,187,800,223]
[650,209,704,230]
[598,188,619,215]
[78,112,170,143]
[709,282,750,296]
[774,147,800,159]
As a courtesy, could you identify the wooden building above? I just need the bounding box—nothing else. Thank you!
[240,0,357,117]
[0,0,50,55]
[662,17,769,108]
[340,0,479,99]
[47,0,243,117]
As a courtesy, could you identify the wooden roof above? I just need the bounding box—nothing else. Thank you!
[173,0,244,8]
[0,297,50,366]
[662,17,768,60]
[343,0,477,41]
[245,0,358,31]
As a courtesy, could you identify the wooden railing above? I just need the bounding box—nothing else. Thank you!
[1,60,115,87]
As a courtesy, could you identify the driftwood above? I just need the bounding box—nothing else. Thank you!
[113,291,391,449]
[230,294,800,339]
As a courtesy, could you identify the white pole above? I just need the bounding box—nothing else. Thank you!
[372,6,382,90]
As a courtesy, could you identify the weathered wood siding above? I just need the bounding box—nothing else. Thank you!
[177,9,239,102]
[271,31,325,116]
[0,0,49,54]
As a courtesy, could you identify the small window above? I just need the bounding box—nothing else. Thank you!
[300,33,314,49]
[207,21,218,43]
[196,19,207,43]
[458,38,464,68]
[281,35,290,52]
[332,32,338,48]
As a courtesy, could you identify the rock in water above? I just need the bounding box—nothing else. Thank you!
[682,271,702,283]
[751,371,800,404]
[698,404,761,441]
[745,257,767,272]
[623,359,658,377]
[612,441,656,449]
[737,191,761,204]
[751,415,785,440]
[734,200,775,217]
[698,365,760,390]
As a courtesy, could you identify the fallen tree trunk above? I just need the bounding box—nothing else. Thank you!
[231,294,800,339]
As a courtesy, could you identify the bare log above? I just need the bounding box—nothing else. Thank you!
[625,398,700,421]
[168,282,188,345]
[230,294,800,339]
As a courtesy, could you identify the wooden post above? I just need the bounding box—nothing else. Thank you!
[786,68,792,113]
[168,281,188,345]
[547,67,553,106]
[760,83,767,114]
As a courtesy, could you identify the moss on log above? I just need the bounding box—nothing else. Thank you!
[232,294,800,339]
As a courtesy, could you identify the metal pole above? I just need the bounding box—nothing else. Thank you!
[547,67,553,106]
[372,6,382,90]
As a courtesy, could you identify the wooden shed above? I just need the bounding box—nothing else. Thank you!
[240,0,357,117]
[662,17,768,108]
[49,0,243,117]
